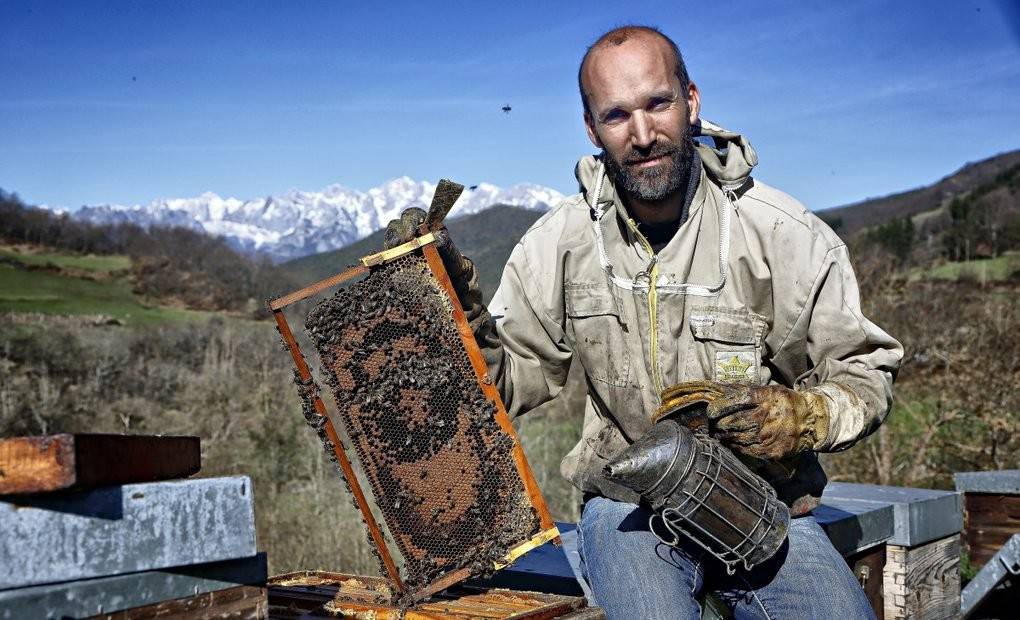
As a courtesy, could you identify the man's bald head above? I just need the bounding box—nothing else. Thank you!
[578,26,691,117]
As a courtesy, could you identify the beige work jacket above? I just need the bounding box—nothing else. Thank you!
[487,121,903,515]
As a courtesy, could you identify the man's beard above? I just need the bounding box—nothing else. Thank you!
[603,126,695,203]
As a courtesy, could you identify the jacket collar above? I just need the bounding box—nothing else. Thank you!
[575,118,758,213]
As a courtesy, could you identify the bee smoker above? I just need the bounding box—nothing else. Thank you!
[603,418,790,574]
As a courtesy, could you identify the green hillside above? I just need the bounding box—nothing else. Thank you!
[0,247,131,273]
[911,252,1020,282]
[0,247,209,324]
[282,204,546,302]
[1,191,300,317]
[817,149,1020,236]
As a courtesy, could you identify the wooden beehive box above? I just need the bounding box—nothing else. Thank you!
[267,571,603,619]
[955,469,1020,570]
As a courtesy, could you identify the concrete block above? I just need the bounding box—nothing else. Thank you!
[0,476,256,590]
[954,470,1020,495]
[0,554,266,619]
[823,482,963,546]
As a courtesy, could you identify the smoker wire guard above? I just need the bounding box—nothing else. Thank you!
[266,181,559,606]
[640,424,790,575]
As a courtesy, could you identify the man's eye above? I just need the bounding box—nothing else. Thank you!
[602,110,627,123]
[649,98,671,111]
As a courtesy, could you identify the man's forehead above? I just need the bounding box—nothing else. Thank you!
[583,35,678,107]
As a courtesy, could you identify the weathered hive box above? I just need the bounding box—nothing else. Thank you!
[954,469,1020,569]
[0,434,267,619]
[0,434,200,495]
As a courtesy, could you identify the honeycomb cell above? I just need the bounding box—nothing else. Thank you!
[302,252,542,602]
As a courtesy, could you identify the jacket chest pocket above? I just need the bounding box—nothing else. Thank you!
[685,306,766,384]
[565,284,631,388]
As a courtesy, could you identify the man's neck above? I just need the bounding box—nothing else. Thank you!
[625,193,683,225]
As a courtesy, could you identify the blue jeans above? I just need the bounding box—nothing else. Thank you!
[577,496,876,619]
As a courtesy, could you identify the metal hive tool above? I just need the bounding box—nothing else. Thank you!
[267,180,558,606]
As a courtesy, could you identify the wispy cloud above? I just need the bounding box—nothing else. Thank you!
[794,50,1020,118]
[0,99,166,111]
[0,94,568,116]
[3,144,307,154]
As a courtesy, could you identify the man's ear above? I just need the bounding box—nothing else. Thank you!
[584,111,603,149]
[686,82,701,125]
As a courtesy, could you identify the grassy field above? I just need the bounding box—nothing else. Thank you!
[0,246,131,273]
[911,253,1019,282]
[0,258,209,324]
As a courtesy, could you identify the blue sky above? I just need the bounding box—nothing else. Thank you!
[2,0,1018,211]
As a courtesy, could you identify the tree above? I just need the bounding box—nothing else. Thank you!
[867,217,915,263]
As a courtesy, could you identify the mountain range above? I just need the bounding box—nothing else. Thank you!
[71,178,564,262]
[283,205,547,303]
[65,148,1019,266]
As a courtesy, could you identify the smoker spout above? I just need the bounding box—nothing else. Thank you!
[603,420,693,496]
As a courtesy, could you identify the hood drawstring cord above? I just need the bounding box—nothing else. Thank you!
[634,254,658,288]
[586,161,731,297]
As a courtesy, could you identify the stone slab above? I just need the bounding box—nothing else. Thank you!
[813,497,895,556]
[954,470,1020,495]
[0,554,266,619]
[823,482,963,547]
[0,476,256,590]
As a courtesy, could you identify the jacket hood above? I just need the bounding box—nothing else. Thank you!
[575,119,759,201]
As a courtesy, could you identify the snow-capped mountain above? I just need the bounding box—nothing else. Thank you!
[72,178,564,262]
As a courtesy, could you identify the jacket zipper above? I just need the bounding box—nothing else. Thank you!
[625,218,663,395]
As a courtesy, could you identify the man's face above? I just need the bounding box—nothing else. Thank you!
[582,35,700,203]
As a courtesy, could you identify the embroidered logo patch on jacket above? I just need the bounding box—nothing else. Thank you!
[715,351,756,383]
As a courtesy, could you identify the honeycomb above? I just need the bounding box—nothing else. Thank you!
[303,251,541,600]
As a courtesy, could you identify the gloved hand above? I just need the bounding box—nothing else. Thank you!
[654,380,831,461]
[382,208,488,334]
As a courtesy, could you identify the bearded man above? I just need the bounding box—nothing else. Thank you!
[386,25,901,619]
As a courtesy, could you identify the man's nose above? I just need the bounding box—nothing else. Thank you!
[630,111,655,150]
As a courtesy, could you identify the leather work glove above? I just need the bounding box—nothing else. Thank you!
[653,380,831,461]
[382,208,489,335]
